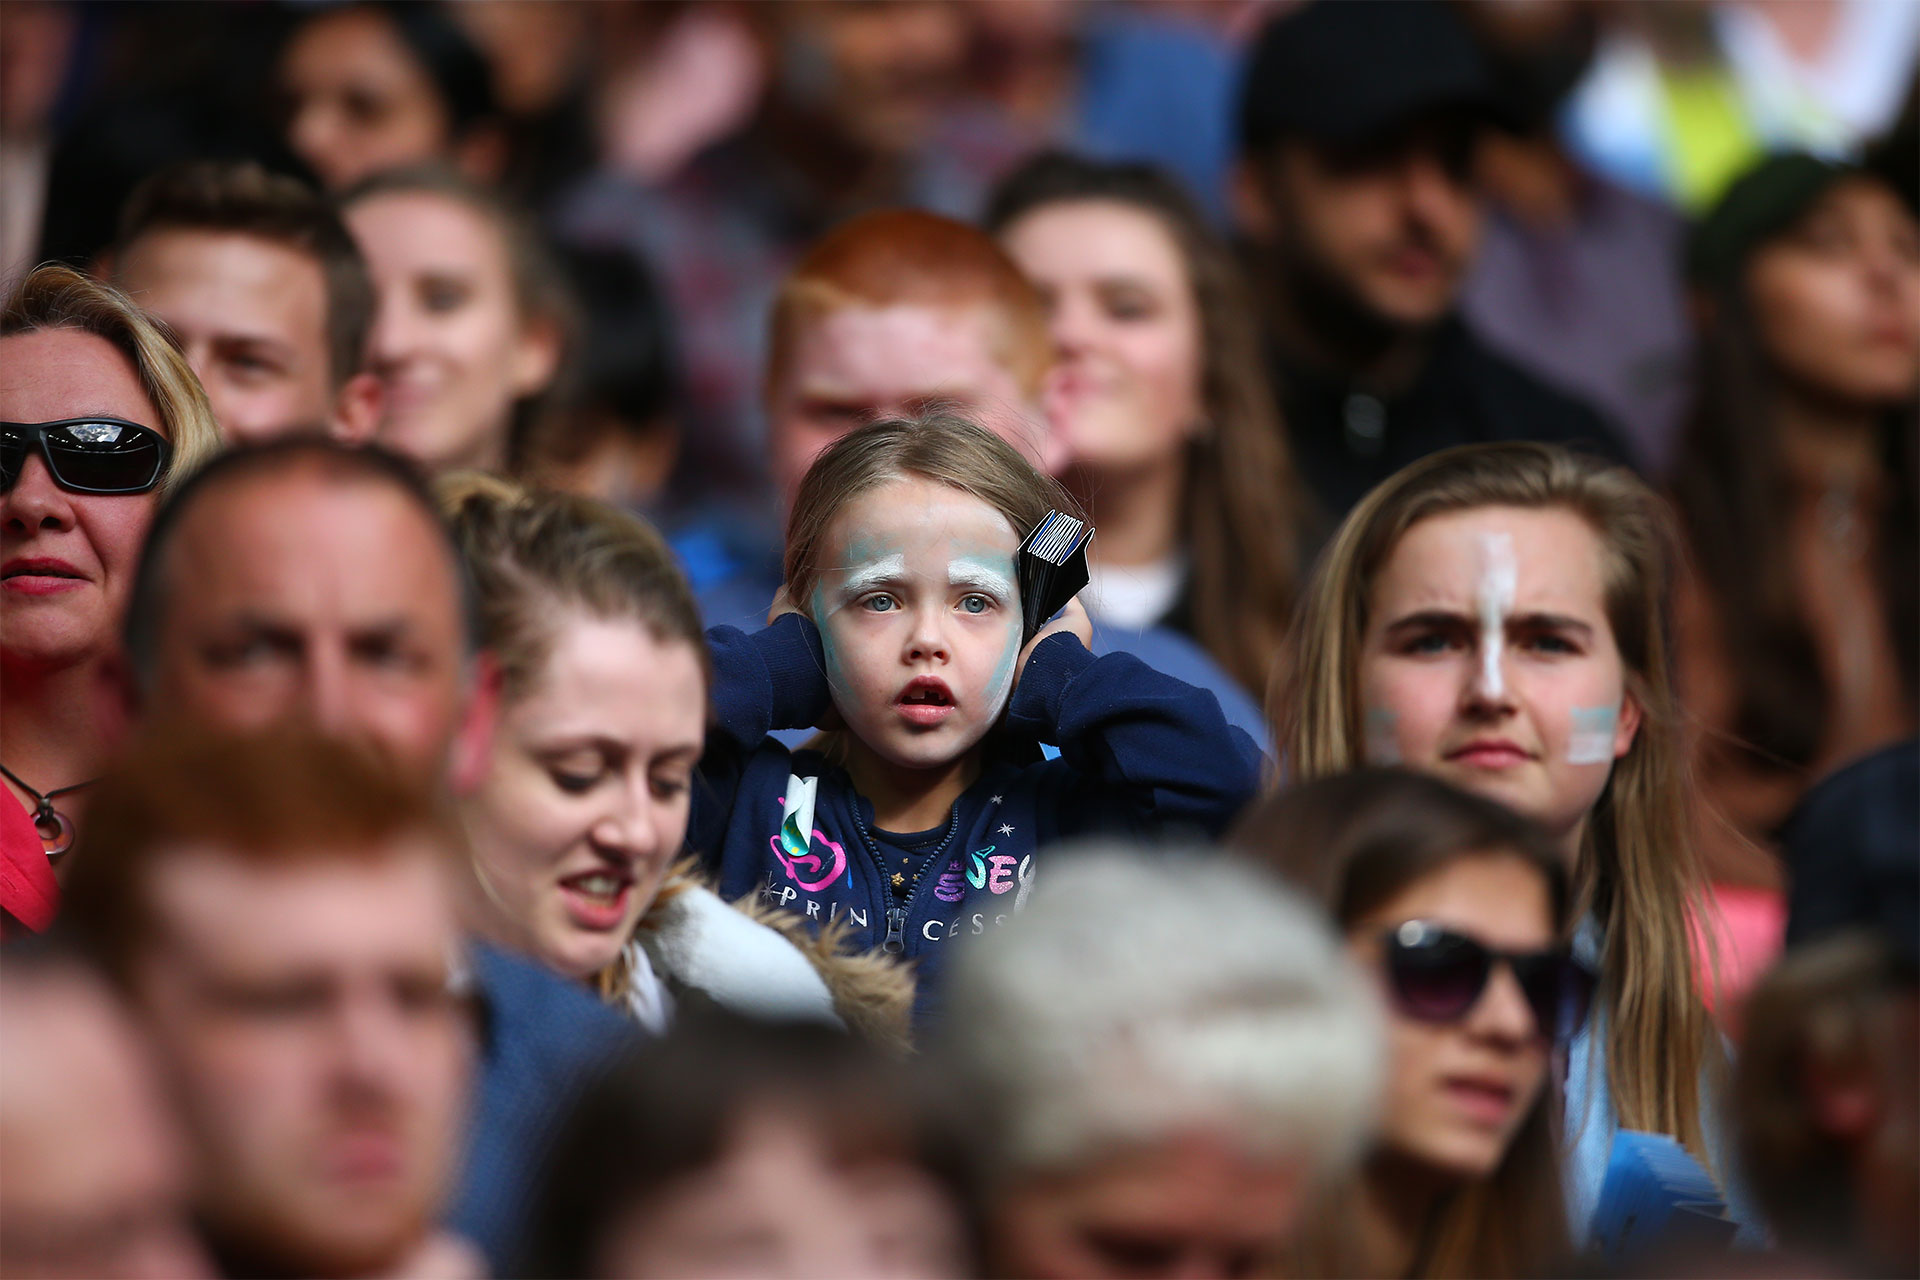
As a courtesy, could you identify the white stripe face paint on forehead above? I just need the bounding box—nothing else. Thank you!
[1476,532,1517,700]
[825,553,907,614]
[948,558,1015,602]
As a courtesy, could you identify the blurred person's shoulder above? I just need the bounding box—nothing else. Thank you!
[466,939,638,1065]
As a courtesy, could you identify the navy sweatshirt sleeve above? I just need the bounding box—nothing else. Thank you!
[1006,632,1263,839]
[688,614,830,860]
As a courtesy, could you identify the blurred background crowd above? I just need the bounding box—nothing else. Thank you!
[1,0,1916,1277]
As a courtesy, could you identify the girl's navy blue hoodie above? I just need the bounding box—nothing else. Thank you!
[689,613,1264,1017]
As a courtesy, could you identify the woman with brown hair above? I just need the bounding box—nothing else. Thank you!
[1669,152,1919,1004]
[1235,768,1585,1278]
[1273,441,1740,1242]
[1,264,221,933]
[986,151,1312,700]
[342,166,566,477]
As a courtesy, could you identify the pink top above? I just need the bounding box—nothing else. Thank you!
[1692,881,1787,1038]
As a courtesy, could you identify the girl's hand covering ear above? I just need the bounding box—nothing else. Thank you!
[1015,597,1092,689]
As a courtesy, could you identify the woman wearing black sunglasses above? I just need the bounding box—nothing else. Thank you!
[0,264,221,935]
[1235,768,1581,1278]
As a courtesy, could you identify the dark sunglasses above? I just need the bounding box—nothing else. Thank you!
[1382,920,1594,1042]
[1,418,172,496]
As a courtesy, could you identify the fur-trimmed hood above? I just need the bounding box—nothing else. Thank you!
[628,862,916,1054]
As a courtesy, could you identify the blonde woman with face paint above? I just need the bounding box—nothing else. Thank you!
[1274,441,1748,1245]
[688,410,1263,1027]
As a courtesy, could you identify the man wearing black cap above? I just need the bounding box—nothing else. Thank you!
[1233,0,1630,517]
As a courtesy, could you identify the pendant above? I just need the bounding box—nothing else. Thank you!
[33,804,74,858]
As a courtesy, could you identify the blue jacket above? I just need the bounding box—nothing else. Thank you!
[689,614,1263,1017]
[1563,920,1762,1248]
[445,940,638,1273]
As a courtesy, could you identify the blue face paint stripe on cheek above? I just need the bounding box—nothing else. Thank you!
[1567,705,1619,765]
[810,582,851,705]
[984,619,1019,718]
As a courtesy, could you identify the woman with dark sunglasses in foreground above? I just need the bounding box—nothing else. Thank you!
[1235,768,1583,1278]
[0,264,221,934]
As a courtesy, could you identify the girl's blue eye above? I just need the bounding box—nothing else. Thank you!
[862,595,896,613]
[959,595,990,614]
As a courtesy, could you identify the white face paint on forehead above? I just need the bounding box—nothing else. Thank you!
[1476,532,1516,700]
[948,558,1015,601]
[832,554,908,608]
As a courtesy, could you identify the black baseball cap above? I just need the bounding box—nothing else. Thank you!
[1237,0,1500,152]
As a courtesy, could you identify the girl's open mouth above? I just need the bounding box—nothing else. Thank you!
[896,677,956,726]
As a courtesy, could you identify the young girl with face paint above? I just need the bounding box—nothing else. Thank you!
[688,411,1263,1022]
[1275,442,1748,1244]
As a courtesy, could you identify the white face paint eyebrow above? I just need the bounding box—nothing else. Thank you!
[948,559,1014,600]
[1477,532,1516,699]
[834,554,907,604]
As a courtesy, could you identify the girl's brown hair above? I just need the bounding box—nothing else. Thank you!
[3,263,223,495]
[985,151,1312,698]
[783,408,1078,614]
[1276,442,1720,1167]
[438,471,706,701]
[1234,768,1572,1278]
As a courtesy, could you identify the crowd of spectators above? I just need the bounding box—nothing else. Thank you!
[2,1,1915,1277]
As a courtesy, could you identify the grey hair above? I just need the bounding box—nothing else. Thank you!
[936,842,1384,1179]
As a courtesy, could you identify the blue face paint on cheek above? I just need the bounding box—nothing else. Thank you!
[983,619,1019,717]
[810,583,850,703]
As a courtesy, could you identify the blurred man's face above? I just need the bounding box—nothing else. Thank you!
[143,470,487,790]
[988,1131,1306,1279]
[1258,117,1484,331]
[0,968,212,1280]
[780,1,965,155]
[133,843,472,1277]
[117,230,357,445]
[767,301,1050,505]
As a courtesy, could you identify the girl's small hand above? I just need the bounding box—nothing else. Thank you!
[1015,597,1092,688]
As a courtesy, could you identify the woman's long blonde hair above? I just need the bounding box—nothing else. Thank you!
[1276,442,1719,1164]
